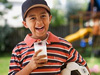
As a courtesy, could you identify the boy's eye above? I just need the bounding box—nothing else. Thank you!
[41,15,46,18]
[30,17,36,20]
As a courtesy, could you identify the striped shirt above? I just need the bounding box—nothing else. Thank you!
[8,31,87,75]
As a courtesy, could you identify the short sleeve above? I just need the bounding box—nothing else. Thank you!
[8,46,22,75]
[67,46,87,66]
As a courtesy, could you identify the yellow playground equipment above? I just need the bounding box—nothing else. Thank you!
[64,12,93,43]
[64,28,92,43]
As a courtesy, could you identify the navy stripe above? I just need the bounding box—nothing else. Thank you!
[69,47,74,53]
[15,47,28,52]
[10,60,19,63]
[21,48,34,56]
[84,63,87,67]
[12,54,21,58]
[80,58,84,64]
[16,43,26,46]
[76,53,80,62]
[51,42,70,48]
[20,55,32,63]
[10,66,21,70]
[8,71,17,75]
[47,47,69,54]
[67,50,76,62]
[22,61,29,67]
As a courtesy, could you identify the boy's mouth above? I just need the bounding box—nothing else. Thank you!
[35,26,44,31]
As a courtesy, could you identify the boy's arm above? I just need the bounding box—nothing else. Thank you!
[67,46,91,75]
[15,50,47,75]
[86,66,91,75]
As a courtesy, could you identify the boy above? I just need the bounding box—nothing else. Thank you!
[8,0,90,75]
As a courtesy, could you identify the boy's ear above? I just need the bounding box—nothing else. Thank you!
[49,15,52,23]
[22,21,28,28]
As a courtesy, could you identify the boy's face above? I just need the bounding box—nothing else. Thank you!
[23,7,52,40]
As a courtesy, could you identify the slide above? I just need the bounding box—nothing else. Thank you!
[64,28,92,42]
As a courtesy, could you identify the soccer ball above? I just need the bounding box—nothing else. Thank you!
[61,62,90,75]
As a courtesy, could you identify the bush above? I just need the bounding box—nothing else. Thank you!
[50,9,67,27]
[0,25,13,51]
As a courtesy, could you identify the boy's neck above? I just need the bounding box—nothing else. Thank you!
[31,33,49,41]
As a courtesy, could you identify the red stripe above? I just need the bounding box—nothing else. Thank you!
[47,62,62,65]
[33,68,60,72]
[48,50,67,56]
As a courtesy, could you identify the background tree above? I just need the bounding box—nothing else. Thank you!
[50,0,67,27]
[51,9,67,27]
[0,0,12,18]
[0,0,13,51]
[66,0,89,19]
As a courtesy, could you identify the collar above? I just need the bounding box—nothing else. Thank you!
[24,31,60,47]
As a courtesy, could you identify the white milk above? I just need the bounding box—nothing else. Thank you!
[34,41,47,59]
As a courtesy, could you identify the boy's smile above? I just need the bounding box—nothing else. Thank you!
[22,7,52,40]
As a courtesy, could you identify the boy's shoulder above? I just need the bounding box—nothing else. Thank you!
[58,37,72,46]
[16,41,26,46]
[51,36,73,49]
[12,41,28,53]
[15,41,28,49]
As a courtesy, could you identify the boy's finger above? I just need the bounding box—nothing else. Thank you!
[34,49,42,57]
[36,59,48,64]
[37,63,47,67]
[35,55,47,60]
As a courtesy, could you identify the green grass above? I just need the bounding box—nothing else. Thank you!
[0,53,11,75]
[0,53,100,75]
[84,57,100,75]
[85,57,100,68]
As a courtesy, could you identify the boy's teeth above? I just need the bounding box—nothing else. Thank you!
[36,26,44,30]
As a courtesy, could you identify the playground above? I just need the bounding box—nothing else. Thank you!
[64,0,100,74]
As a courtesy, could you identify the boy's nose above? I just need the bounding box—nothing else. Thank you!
[36,19,42,25]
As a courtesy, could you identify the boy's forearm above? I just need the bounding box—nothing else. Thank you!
[15,63,35,75]
[86,65,91,75]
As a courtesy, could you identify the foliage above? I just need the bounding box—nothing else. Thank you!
[75,45,92,57]
[0,25,13,51]
[0,0,12,17]
[66,0,89,19]
[0,0,13,51]
[50,8,67,27]
[0,0,8,3]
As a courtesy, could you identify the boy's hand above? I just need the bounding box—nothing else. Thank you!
[28,50,48,70]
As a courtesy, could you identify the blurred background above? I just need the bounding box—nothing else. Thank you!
[0,0,100,75]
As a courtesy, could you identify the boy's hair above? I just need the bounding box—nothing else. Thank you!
[22,0,51,21]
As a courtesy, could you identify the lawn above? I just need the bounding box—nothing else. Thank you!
[0,53,11,75]
[0,53,100,75]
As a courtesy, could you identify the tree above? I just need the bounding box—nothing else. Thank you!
[0,0,12,18]
[0,0,13,51]
[66,0,88,18]
[50,9,67,27]
[0,0,7,3]
[50,0,67,27]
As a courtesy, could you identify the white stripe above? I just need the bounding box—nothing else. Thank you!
[31,70,61,74]
[44,65,62,67]
[10,65,20,67]
[22,60,30,65]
